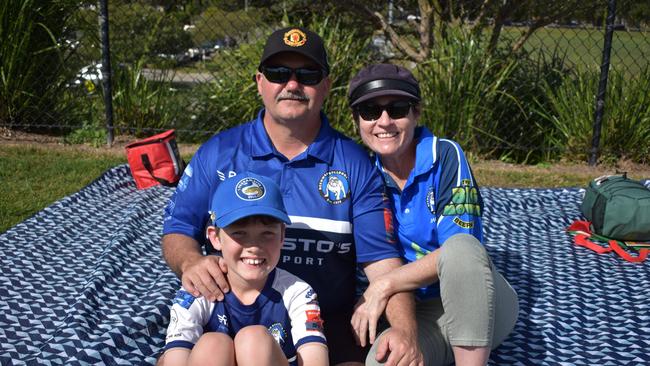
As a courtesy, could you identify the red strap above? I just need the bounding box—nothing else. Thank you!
[567,220,591,233]
[574,234,613,254]
[609,240,649,263]
[568,220,648,263]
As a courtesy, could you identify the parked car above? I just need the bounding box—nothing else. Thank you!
[198,36,237,60]
[67,63,102,93]
[74,63,102,85]
[157,53,192,66]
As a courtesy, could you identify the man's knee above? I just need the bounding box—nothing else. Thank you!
[438,234,488,270]
[364,328,391,366]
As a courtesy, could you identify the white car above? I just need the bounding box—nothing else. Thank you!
[73,63,102,84]
[70,63,102,92]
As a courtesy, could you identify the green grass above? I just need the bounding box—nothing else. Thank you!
[504,26,650,76]
[0,145,126,233]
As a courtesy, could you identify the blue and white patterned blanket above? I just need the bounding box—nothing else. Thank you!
[1,165,649,365]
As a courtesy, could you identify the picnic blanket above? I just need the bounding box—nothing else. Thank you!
[1,165,649,365]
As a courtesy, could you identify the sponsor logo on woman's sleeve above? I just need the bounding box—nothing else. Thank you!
[442,179,480,228]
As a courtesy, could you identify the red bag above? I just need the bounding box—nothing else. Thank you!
[125,130,185,189]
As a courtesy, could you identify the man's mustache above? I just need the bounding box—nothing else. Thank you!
[276,91,309,102]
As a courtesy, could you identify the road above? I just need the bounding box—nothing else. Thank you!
[141,68,215,85]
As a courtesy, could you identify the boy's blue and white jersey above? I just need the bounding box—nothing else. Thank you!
[163,110,399,316]
[377,127,483,300]
[165,269,326,365]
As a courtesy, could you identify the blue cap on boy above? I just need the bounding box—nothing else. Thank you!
[209,173,291,228]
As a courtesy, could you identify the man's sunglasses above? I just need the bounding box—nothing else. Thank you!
[355,101,414,121]
[260,65,325,86]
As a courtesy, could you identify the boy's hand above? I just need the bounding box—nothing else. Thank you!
[181,255,229,302]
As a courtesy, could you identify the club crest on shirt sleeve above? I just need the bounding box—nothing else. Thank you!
[318,170,350,204]
[172,289,195,309]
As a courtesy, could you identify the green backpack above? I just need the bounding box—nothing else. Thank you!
[581,174,650,241]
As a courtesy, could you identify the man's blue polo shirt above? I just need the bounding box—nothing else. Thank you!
[376,127,483,300]
[163,110,399,315]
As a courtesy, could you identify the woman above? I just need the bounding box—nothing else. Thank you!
[348,63,519,366]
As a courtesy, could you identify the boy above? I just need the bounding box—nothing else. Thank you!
[160,173,328,366]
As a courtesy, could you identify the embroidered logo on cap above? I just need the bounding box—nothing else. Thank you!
[284,29,307,47]
[235,177,266,201]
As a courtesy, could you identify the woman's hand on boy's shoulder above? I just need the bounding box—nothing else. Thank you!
[181,255,229,302]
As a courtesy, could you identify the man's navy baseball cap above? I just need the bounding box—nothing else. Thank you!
[209,173,291,228]
[258,27,330,74]
[348,63,421,107]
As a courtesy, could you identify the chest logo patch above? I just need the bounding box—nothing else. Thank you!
[318,170,350,204]
[268,323,287,347]
[426,186,436,215]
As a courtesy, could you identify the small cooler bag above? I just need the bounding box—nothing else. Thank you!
[125,130,185,189]
[580,174,650,241]
[568,174,650,263]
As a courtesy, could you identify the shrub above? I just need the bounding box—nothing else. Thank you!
[412,29,595,164]
[537,67,650,164]
[415,28,519,159]
[313,17,374,137]
[0,0,77,130]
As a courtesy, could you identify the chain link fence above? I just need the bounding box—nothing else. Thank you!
[2,0,649,164]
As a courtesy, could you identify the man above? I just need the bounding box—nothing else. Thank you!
[162,26,422,366]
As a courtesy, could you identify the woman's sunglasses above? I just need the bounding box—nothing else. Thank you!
[260,65,325,86]
[355,101,414,121]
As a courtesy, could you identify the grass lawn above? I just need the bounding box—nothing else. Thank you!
[2,142,650,233]
[0,144,126,233]
[503,26,650,76]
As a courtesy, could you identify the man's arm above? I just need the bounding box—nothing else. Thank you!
[358,257,423,366]
[162,233,229,302]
